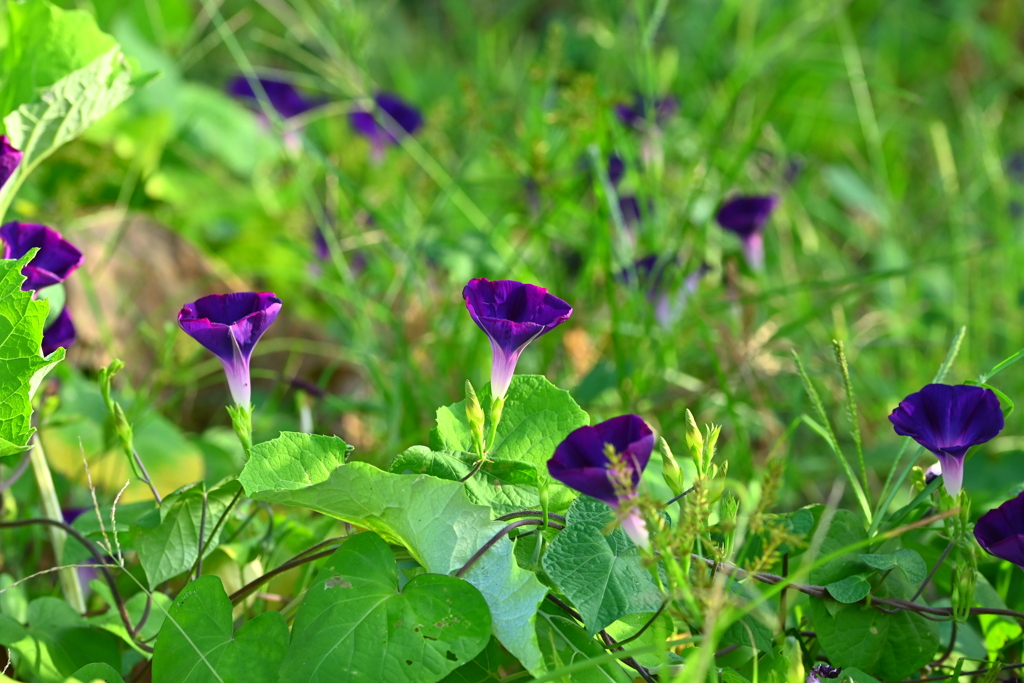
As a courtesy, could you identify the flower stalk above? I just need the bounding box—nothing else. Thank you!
[28,436,86,613]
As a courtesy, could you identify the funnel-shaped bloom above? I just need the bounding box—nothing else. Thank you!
[975,491,1024,569]
[616,94,679,129]
[716,195,778,270]
[178,293,282,406]
[547,414,655,549]
[463,278,572,400]
[227,76,321,119]
[0,136,22,190]
[349,92,423,154]
[888,383,1004,497]
[1,222,84,291]
[42,308,76,356]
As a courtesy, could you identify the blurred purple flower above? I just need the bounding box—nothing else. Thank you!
[716,195,778,270]
[807,664,841,683]
[349,92,423,155]
[0,222,84,291]
[227,76,321,119]
[178,292,283,406]
[547,414,655,549]
[42,308,76,356]
[619,195,641,228]
[62,507,89,524]
[463,278,572,400]
[616,94,679,129]
[619,257,709,327]
[0,136,23,190]
[313,225,331,261]
[924,461,942,486]
[888,383,1004,496]
[1008,152,1024,184]
[608,155,625,187]
[975,490,1024,569]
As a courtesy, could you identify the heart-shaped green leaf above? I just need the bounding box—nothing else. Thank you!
[541,496,663,635]
[69,662,125,682]
[280,531,491,683]
[825,574,872,603]
[859,549,926,584]
[151,575,289,683]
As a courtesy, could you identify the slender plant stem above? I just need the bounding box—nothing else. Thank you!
[0,452,31,493]
[495,510,567,524]
[230,547,337,605]
[0,518,144,649]
[868,444,924,537]
[28,437,86,613]
[912,539,955,602]
[457,519,565,578]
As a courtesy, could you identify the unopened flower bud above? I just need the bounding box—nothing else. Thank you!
[951,563,977,623]
[659,437,684,497]
[465,380,486,455]
[684,410,703,469]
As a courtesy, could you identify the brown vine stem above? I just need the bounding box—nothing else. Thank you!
[693,554,1024,621]
[229,547,339,605]
[456,518,565,578]
[545,595,656,683]
[903,662,1024,682]
[495,510,568,524]
[0,518,148,651]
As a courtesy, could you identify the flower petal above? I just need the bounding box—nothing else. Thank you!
[0,222,84,291]
[716,195,778,239]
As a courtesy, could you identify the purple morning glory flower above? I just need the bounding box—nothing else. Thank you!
[348,92,423,155]
[547,414,655,549]
[716,195,778,270]
[178,293,283,406]
[888,383,1004,496]
[974,490,1024,569]
[227,76,321,119]
[615,94,679,129]
[1,222,84,291]
[463,278,572,400]
[0,136,23,190]
[42,308,76,356]
[807,664,841,683]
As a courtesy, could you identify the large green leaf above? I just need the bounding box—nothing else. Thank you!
[131,479,241,588]
[541,496,663,635]
[0,598,120,683]
[430,375,589,509]
[535,602,632,683]
[808,595,938,680]
[0,0,118,118]
[68,662,125,683]
[281,531,491,683]
[806,510,938,679]
[88,587,170,653]
[151,575,289,683]
[389,446,545,516]
[0,0,135,218]
[439,638,503,683]
[240,432,550,676]
[0,254,65,459]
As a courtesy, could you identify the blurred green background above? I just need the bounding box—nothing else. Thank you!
[13,0,1024,511]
